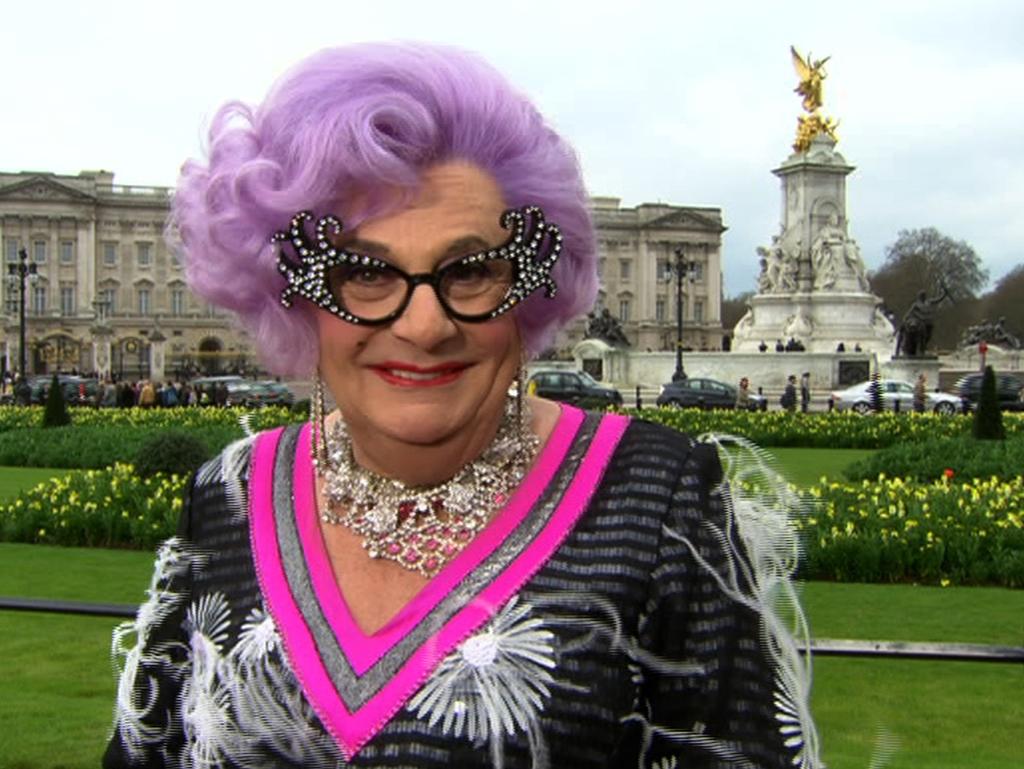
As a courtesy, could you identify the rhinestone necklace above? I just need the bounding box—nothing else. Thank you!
[318,399,539,578]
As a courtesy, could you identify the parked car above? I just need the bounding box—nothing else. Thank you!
[656,377,767,410]
[527,370,622,408]
[190,376,258,406]
[245,380,295,407]
[28,374,100,406]
[829,379,962,415]
[953,372,1024,412]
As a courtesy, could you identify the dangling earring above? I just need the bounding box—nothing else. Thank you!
[516,349,531,438]
[310,370,329,471]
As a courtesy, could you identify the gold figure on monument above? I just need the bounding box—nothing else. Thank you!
[790,46,839,152]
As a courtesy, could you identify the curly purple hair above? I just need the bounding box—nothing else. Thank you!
[172,42,598,376]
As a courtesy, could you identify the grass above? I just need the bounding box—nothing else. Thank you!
[763,447,874,488]
[1,544,1022,769]
[0,466,69,502]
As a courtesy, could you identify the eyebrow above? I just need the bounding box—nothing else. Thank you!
[335,235,496,263]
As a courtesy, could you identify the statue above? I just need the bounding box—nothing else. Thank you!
[585,308,631,347]
[790,46,839,152]
[961,317,1021,350]
[791,46,829,112]
[895,286,950,357]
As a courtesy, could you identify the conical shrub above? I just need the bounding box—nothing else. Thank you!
[42,374,71,428]
[973,365,1005,440]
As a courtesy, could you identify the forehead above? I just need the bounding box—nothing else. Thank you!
[339,163,508,264]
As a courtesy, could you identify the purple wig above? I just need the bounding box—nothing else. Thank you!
[172,42,598,376]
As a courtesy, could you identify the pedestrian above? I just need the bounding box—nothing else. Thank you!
[780,374,797,412]
[800,372,811,413]
[913,373,927,413]
[138,379,157,408]
[736,376,752,410]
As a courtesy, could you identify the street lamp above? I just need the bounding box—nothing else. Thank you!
[7,248,37,377]
[666,246,698,382]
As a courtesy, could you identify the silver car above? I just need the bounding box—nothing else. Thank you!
[830,379,962,415]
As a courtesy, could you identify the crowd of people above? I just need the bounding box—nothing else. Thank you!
[0,371,247,408]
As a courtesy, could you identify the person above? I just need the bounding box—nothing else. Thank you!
[736,376,752,410]
[104,43,817,769]
[913,372,927,413]
[800,371,811,413]
[781,374,798,412]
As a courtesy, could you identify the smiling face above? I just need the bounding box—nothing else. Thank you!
[316,162,522,457]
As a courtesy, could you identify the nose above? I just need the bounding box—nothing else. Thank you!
[389,282,458,349]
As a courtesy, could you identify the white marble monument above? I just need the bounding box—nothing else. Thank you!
[732,49,895,357]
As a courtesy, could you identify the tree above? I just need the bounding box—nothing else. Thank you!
[721,291,754,332]
[870,228,989,351]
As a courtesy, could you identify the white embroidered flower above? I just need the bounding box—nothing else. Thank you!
[651,757,678,769]
[409,597,555,747]
[233,606,279,667]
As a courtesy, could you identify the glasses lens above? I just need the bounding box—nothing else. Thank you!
[328,262,407,321]
[439,258,514,317]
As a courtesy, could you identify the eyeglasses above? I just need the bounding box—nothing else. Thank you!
[274,206,562,325]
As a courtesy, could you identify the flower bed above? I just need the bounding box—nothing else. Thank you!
[799,474,1024,587]
[0,464,186,550]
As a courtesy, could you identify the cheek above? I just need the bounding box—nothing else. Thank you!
[316,314,371,368]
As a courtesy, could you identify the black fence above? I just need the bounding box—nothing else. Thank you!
[3,596,1022,664]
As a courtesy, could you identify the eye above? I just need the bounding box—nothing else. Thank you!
[444,260,493,285]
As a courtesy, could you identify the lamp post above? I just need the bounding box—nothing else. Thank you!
[7,248,37,378]
[666,246,698,382]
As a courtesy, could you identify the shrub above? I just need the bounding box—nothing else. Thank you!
[844,435,1024,482]
[133,429,213,478]
[0,424,244,469]
[973,365,1005,440]
[868,372,883,414]
[42,375,71,428]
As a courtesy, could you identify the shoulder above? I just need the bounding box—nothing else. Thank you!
[603,415,722,491]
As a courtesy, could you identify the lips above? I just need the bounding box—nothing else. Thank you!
[370,361,469,387]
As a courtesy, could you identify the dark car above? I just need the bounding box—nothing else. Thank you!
[29,374,100,406]
[656,377,767,410]
[527,370,622,408]
[191,376,259,406]
[954,372,1024,412]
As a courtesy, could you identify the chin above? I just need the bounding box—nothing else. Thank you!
[363,404,474,447]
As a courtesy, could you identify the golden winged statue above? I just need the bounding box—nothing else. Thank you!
[791,45,829,113]
[790,45,838,152]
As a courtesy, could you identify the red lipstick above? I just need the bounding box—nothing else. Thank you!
[370,361,468,387]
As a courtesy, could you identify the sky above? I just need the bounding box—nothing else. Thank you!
[2,0,1021,297]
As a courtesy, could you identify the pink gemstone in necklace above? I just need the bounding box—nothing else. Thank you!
[424,538,440,551]
[424,556,440,573]
[386,542,402,555]
[403,549,421,564]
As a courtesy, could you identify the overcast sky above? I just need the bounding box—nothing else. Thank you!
[3,0,1021,297]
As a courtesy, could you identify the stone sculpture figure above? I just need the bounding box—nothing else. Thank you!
[896,287,949,357]
[961,317,1021,350]
[585,308,631,347]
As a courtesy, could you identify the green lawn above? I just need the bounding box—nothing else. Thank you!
[0,466,70,502]
[1,544,1022,769]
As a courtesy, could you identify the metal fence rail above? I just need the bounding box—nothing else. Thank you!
[3,595,1022,663]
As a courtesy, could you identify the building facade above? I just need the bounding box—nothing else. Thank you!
[576,196,726,353]
[0,171,725,379]
[0,170,251,381]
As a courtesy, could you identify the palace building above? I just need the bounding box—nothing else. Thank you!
[0,170,725,380]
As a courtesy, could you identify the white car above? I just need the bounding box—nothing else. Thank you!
[830,379,962,415]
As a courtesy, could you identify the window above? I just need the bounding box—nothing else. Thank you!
[694,300,704,323]
[657,260,667,280]
[618,298,630,323]
[138,288,151,316]
[33,240,47,264]
[136,242,152,267]
[103,243,118,266]
[4,238,18,263]
[4,289,16,316]
[60,241,75,264]
[693,262,704,281]
[60,285,75,316]
[655,298,666,322]
[619,260,631,281]
[171,287,185,316]
[31,285,47,315]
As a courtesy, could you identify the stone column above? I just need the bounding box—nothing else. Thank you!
[148,327,167,384]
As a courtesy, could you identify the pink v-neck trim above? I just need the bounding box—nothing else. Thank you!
[249,407,630,759]
[293,405,586,674]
